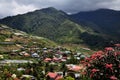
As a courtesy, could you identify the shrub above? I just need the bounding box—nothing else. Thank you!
[83,45,120,80]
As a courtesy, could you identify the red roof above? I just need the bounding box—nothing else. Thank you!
[72,66,82,71]
[47,72,57,78]
[24,53,30,57]
[46,72,62,80]
[62,57,67,59]
[67,65,83,72]
[53,57,59,61]
[13,78,20,80]
[44,58,52,62]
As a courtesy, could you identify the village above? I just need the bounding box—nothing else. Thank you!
[0,25,119,80]
[0,25,89,80]
[0,41,88,80]
[0,1,120,79]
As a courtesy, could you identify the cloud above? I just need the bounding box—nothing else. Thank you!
[0,0,120,18]
[12,1,38,15]
[0,0,38,18]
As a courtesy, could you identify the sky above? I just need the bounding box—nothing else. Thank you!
[0,0,120,18]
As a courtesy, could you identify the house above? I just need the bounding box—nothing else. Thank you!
[4,38,12,42]
[56,51,64,54]
[17,68,25,71]
[12,50,19,52]
[46,72,63,80]
[31,53,39,58]
[65,51,71,54]
[0,60,33,64]
[11,74,17,78]
[61,59,66,62]
[54,54,62,59]
[44,58,52,62]
[80,55,86,59]
[76,57,80,60]
[56,72,63,77]
[43,47,47,50]
[19,51,30,57]
[14,33,24,36]
[66,64,83,72]
[74,73,80,78]
[21,75,36,80]
[43,50,48,53]
[53,57,60,62]
[25,53,30,57]
[82,48,91,50]
[0,42,15,45]
[77,52,82,56]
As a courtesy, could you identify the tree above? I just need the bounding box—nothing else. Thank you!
[84,46,120,80]
[65,76,75,80]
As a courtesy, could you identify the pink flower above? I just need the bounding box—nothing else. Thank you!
[85,57,91,62]
[91,69,99,73]
[119,64,120,68]
[90,51,103,60]
[114,44,120,47]
[114,52,120,56]
[105,64,113,71]
[96,51,104,55]
[105,47,114,51]
[87,63,91,67]
[110,76,117,80]
[90,69,99,78]
[91,54,97,60]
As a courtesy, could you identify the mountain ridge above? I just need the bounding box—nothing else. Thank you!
[70,8,120,39]
[0,7,119,48]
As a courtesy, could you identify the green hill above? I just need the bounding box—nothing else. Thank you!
[0,24,56,52]
[70,9,120,40]
[0,7,114,48]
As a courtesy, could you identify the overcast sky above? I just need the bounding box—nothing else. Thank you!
[0,0,120,18]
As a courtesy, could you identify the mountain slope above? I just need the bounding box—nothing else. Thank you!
[70,9,120,39]
[0,8,93,42]
[0,24,56,52]
[0,7,115,48]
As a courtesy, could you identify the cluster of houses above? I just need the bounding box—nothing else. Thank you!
[0,43,88,80]
[45,64,85,80]
[0,25,90,79]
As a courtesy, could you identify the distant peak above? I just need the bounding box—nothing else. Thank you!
[95,8,117,12]
[45,7,57,10]
[76,8,118,14]
[41,7,58,11]
[33,7,59,14]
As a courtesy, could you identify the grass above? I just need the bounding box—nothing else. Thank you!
[62,43,94,55]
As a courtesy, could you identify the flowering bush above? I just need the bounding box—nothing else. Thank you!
[83,44,120,80]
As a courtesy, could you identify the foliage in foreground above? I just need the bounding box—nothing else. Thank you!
[82,44,120,80]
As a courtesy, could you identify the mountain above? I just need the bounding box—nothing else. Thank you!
[70,9,120,39]
[0,24,56,52]
[0,7,116,48]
